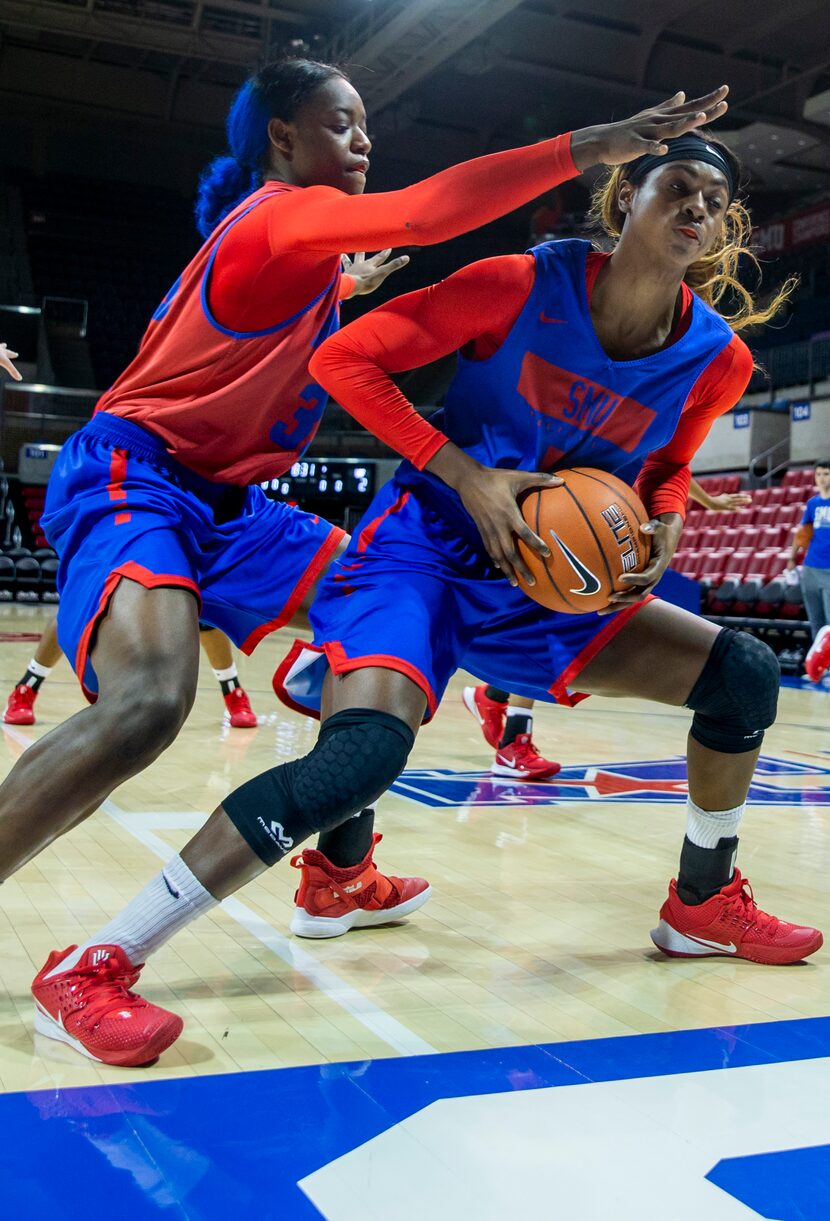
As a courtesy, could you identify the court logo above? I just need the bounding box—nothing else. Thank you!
[390,755,830,809]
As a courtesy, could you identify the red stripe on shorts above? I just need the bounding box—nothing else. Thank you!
[108,447,131,524]
[356,490,410,554]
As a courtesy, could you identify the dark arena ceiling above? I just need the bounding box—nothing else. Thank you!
[3,0,830,203]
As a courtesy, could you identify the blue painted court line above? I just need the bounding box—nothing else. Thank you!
[4,1013,830,1220]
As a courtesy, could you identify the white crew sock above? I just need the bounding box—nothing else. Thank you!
[47,854,218,974]
[212,664,238,684]
[27,658,53,680]
[685,797,745,849]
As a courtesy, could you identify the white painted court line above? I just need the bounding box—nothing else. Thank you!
[102,801,437,1057]
[0,726,435,1055]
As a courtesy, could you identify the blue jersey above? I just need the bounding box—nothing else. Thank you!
[397,239,734,525]
[804,494,830,568]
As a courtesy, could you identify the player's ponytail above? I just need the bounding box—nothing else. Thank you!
[195,58,348,239]
[588,130,797,334]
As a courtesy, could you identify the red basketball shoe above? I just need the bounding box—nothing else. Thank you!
[224,686,257,728]
[651,870,823,964]
[32,945,183,1066]
[492,733,561,781]
[3,684,37,725]
[462,684,507,748]
[290,832,431,938]
[805,625,830,683]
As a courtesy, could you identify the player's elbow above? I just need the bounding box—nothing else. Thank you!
[308,338,341,395]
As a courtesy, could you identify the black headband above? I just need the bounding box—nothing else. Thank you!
[624,134,736,202]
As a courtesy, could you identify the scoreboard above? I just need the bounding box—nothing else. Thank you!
[260,459,377,526]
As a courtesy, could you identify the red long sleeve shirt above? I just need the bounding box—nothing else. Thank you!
[310,252,754,516]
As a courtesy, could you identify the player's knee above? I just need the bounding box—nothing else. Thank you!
[223,709,415,866]
[106,680,194,759]
[686,628,779,754]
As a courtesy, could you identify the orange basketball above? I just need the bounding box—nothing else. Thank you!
[516,467,652,614]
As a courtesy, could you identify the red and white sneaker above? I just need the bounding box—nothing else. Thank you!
[651,870,823,964]
[290,832,431,939]
[462,684,507,749]
[805,625,830,683]
[32,945,183,1066]
[224,686,257,728]
[3,684,37,725]
[492,733,561,781]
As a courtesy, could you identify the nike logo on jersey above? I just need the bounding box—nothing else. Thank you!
[550,531,602,596]
[686,934,738,954]
[539,312,568,324]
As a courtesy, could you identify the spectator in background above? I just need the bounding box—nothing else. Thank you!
[689,475,751,513]
[789,459,830,682]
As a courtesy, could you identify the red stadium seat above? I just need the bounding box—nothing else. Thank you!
[721,475,741,493]
[754,506,779,527]
[682,526,702,549]
[700,527,723,549]
[723,550,755,578]
[699,548,731,583]
[780,504,803,526]
[734,508,755,528]
[752,487,771,506]
[767,487,787,505]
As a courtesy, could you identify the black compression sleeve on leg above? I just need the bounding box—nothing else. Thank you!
[223,709,414,866]
[685,629,779,754]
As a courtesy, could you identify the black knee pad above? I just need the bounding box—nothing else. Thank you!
[686,628,779,754]
[223,708,415,865]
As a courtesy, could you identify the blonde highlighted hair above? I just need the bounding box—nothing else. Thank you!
[588,132,797,334]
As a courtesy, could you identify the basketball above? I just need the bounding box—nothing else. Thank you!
[516,467,652,613]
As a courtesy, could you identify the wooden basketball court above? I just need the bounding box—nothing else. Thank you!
[1,602,827,1101]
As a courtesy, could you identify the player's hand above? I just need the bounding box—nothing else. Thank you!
[570,86,729,171]
[457,465,564,588]
[342,250,410,297]
[600,513,683,615]
[709,491,752,512]
[0,342,22,381]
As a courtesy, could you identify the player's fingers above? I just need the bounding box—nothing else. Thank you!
[377,256,410,278]
[669,84,729,115]
[354,253,365,264]
[516,520,550,558]
[371,249,392,265]
[502,535,536,587]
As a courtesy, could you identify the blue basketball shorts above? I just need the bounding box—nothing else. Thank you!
[41,413,344,701]
[275,478,649,721]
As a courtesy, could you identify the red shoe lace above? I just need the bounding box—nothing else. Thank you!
[722,878,780,936]
[514,733,543,762]
[63,958,147,1028]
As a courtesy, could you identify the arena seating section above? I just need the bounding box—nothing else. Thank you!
[673,469,814,620]
[24,174,196,390]
[0,477,58,604]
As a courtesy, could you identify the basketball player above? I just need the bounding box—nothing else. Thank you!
[790,458,830,681]
[27,86,784,1068]
[3,618,259,727]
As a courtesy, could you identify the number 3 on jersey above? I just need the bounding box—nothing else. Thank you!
[270,383,327,454]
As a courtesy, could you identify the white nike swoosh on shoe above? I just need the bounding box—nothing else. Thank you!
[684,934,738,953]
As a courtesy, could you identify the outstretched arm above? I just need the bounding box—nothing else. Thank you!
[688,475,752,512]
[273,87,730,257]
